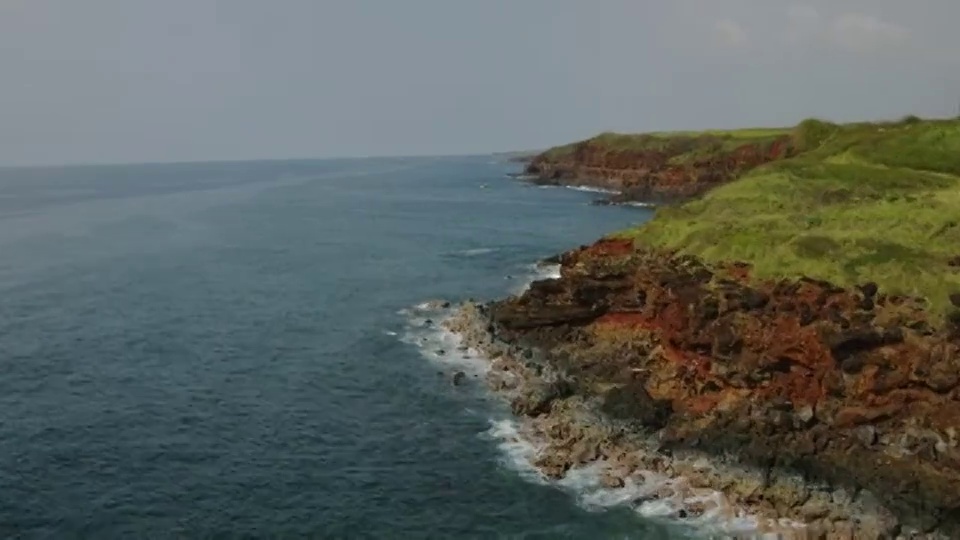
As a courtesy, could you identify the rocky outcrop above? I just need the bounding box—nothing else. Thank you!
[523,135,795,203]
[449,239,960,539]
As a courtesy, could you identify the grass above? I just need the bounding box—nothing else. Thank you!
[540,128,790,163]
[605,117,960,320]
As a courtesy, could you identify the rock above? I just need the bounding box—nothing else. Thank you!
[740,288,770,310]
[510,380,572,416]
[795,405,816,427]
[570,439,601,464]
[600,471,625,489]
[833,405,897,428]
[600,381,673,429]
[829,328,899,361]
[855,425,878,447]
[859,282,879,298]
[950,293,960,308]
[435,349,446,356]
[840,355,866,374]
[452,371,466,386]
[799,499,831,520]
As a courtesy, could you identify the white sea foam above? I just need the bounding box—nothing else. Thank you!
[400,306,490,377]
[623,201,657,208]
[456,247,498,257]
[481,419,548,485]
[506,262,561,296]
[565,185,622,195]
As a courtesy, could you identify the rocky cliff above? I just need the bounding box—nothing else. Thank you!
[463,117,960,538]
[523,131,795,203]
[473,240,960,538]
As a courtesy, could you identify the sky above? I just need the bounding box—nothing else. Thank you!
[2,0,960,166]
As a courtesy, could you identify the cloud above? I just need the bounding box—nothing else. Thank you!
[714,18,748,47]
[831,13,909,52]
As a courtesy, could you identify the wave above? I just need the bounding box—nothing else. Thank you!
[508,262,561,296]
[479,416,792,538]
[455,247,498,257]
[564,185,622,195]
[399,303,490,378]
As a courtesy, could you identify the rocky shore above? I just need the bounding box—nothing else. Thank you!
[442,241,960,539]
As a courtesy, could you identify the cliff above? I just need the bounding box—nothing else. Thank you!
[476,117,960,537]
[524,128,796,203]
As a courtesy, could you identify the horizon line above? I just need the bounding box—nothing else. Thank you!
[0,148,545,171]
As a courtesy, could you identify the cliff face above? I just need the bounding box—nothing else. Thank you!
[487,240,960,537]
[524,132,795,203]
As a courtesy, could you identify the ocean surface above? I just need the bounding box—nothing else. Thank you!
[0,156,693,538]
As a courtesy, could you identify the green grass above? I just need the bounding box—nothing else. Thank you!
[610,117,960,320]
[540,128,790,163]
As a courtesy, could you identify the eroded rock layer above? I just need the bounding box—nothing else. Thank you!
[524,136,794,203]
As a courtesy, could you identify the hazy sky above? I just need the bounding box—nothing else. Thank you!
[2,0,960,166]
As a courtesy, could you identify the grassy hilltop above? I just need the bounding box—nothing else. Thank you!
[577,117,960,319]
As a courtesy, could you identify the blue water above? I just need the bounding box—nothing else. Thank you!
[0,156,678,538]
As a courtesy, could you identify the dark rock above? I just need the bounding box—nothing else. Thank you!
[452,371,467,386]
[840,356,866,374]
[859,282,879,298]
[948,255,960,267]
[435,349,446,356]
[600,381,673,429]
[493,304,605,330]
[700,297,720,320]
[829,328,901,361]
[740,288,770,310]
[712,322,742,356]
[950,293,960,308]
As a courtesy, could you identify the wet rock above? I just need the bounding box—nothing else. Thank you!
[452,371,466,386]
[435,348,446,356]
[570,439,601,464]
[600,471,625,489]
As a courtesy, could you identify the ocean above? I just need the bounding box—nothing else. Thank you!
[0,156,695,538]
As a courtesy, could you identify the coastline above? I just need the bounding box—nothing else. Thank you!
[417,117,960,538]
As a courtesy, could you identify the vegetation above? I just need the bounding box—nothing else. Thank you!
[611,117,960,319]
[541,128,790,162]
